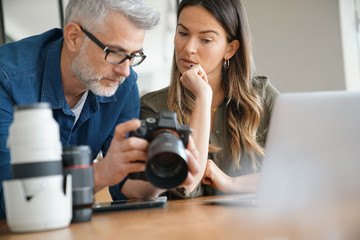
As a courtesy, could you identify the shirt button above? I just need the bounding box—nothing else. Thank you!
[215,130,220,135]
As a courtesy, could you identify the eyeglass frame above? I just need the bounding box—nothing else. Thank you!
[80,26,146,67]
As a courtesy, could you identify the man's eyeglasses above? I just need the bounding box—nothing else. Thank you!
[80,26,146,67]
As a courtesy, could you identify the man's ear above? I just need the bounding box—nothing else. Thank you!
[224,39,240,60]
[63,23,84,52]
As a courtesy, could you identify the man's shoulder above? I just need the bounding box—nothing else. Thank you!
[0,29,64,104]
[0,29,63,74]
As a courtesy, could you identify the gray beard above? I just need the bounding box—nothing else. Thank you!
[71,51,124,97]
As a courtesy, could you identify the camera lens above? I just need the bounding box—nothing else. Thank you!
[150,153,183,176]
[9,103,64,198]
[5,102,72,232]
[146,131,188,189]
[62,145,94,222]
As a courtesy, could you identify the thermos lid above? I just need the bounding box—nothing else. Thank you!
[62,145,92,167]
[15,102,51,111]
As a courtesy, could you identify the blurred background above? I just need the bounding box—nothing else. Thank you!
[1,0,359,94]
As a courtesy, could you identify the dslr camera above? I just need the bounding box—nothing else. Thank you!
[129,110,192,189]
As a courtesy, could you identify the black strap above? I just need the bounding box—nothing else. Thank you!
[12,161,63,179]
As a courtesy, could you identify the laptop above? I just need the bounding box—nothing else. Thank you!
[205,91,360,211]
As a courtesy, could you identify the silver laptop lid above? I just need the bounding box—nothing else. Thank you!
[257,91,360,238]
[258,91,360,209]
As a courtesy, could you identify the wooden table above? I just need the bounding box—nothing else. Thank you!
[1,194,359,240]
[0,194,296,240]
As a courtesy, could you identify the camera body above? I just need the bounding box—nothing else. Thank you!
[129,110,192,189]
[131,110,191,147]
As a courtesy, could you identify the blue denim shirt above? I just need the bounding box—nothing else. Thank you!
[0,29,140,218]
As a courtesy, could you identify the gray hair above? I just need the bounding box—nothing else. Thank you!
[64,0,160,31]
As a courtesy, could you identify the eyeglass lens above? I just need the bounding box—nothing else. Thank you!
[105,51,144,66]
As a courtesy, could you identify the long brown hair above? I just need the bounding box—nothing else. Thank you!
[168,0,263,170]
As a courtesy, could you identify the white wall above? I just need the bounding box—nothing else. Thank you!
[2,0,61,40]
[243,0,360,93]
[136,0,176,95]
[2,0,359,94]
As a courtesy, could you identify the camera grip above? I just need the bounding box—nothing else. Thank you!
[128,171,148,181]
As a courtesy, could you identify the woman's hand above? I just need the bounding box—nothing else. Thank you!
[202,159,261,193]
[202,159,232,193]
[181,136,200,186]
[180,64,212,98]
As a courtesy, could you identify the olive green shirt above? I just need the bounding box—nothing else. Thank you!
[140,76,280,198]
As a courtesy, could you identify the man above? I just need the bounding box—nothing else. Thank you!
[0,0,200,219]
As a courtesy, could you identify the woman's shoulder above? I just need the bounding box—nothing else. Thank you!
[252,75,280,100]
[252,75,269,87]
[252,76,280,145]
[140,87,169,115]
[141,87,169,101]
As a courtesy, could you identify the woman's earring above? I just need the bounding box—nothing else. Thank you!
[224,59,230,69]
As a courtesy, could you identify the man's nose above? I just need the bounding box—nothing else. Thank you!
[112,59,131,77]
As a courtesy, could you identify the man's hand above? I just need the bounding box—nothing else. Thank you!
[120,135,201,199]
[93,119,148,192]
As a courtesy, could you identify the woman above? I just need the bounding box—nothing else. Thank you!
[140,0,279,198]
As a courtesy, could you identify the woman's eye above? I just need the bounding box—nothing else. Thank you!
[202,38,212,43]
[178,31,188,37]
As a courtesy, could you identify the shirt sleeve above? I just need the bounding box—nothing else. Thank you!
[0,72,15,219]
[109,177,129,201]
[161,183,206,199]
[253,76,280,147]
